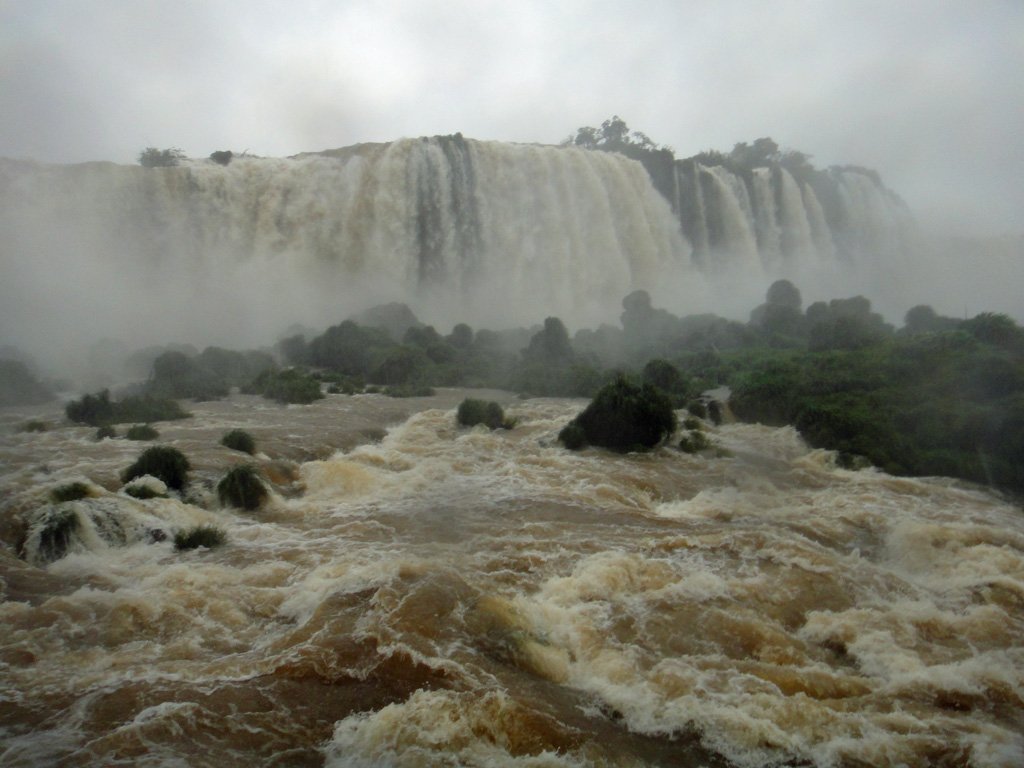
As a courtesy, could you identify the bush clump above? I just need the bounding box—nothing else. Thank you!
[66,390,190,427]
[50,482,92,503]
[221,429,256,455]
[126,424,159,441]
[18,420,48,433]
[243,368,323,405]
[217,465,268,511]
[174,525,227,551]
[559,375,677,453]
[34,508,80,563]
[678,430,712,454]
[95,425,117,440]
[0,360,54,407]
[456,398,514,429]
[139,147,185,167]
[122,446,191,491]
[558,422,587,450]
[147,350,230,401]
[124,484,168,500]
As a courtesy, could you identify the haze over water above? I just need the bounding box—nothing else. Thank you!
[2,391,1022,767]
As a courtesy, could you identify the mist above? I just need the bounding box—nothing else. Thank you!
[2,132,1022,386]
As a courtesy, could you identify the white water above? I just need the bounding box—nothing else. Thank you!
[0,138,921,373]
[2,393,1023,767]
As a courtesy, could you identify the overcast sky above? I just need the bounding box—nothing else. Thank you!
[2,0,1021,236]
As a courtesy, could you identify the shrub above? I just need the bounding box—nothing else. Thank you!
[558,422,587,450]
[174,525,227,551]
[457,398,509,429]
[562,375,677,453]
[682,417,702,431]
[217,465,268,511]
[126,424,159,441]
[124,484,167,500]
[148,351,229,401]
[687,400,708,420]
[221,429,256,455]
[209,150,233,166]
[707,400,724,425]
[51,482,91,503]
[0,359,54,407]
[641,359,692,404]
[18,420,48,433]
[243,368,323,405]
[95,425,117,440]
[139,147,185,167]
[34,508,80,563]
[122,446,191,491]
[66,390,190,426]
[679,430,711,454]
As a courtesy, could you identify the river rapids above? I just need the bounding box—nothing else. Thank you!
[1,390,1022,767]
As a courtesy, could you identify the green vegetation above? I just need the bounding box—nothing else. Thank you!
[221,428,257,455]
[66,389,190,427]
[17,420,48,433]
[678,430,711,454]
[559,375,677,453]
[124,484,167,500]
[84,274,1024,498]
[34,508,80,563]
[51,482,92,503]
[122,446,191,491]
[243,368,323,404]
[0,359,54,407]
[148,350,230,401]
[217,465,268,511]
[138,147,185,167]
[95,425,117,440]
[457,398,514,430]
[126,424,159,441]
[730,322,1024,494]
[558,423,587,451]
[174,525,227,551]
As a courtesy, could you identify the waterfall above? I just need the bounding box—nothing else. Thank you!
[695,164,760,272]
[0,135,917,359]
[774,167,817,269]
[748,167,784,271]
[0,139,692,336]
[802,182,837,262]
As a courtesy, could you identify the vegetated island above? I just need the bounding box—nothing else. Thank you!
[31,279,1022,500]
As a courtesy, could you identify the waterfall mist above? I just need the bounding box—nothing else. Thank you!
[0,135,1011,379]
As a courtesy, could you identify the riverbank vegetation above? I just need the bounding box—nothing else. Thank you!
[25,275,1022,498]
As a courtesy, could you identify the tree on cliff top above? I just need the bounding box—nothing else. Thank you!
[565,116,669,154]
[139,147,185,168]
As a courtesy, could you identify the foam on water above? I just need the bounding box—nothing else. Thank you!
[2,392,1023,767]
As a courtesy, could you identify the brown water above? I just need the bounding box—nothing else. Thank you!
[1,390,1023,767]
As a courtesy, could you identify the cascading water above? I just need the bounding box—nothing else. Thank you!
[697,165,760,272]
[0,135,916,360]
[0,138,694,342]
[774,167,817,269]
[2,392,1022,767]
[748,167,785,271]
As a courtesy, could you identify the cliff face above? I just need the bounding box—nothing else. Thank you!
[0,135,915,344]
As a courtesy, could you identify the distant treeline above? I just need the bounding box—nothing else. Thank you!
[41,279,1024,497]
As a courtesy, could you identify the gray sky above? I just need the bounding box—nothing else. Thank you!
[2,0,1022,236]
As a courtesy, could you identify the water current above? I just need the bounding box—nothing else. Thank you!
[2,390,1022,767]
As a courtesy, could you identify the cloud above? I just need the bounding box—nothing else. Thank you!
[1,0,1022,235]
